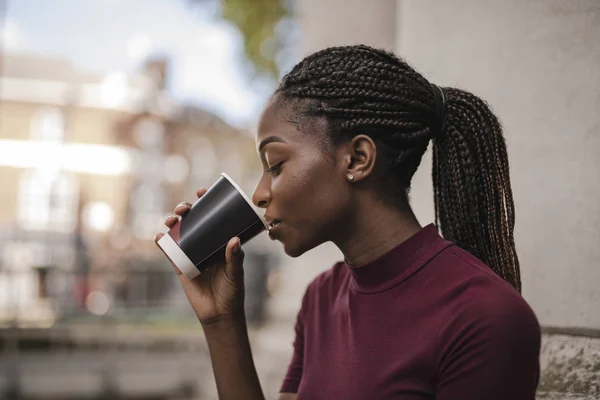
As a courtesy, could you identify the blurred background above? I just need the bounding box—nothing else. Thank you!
[0,0,598,399]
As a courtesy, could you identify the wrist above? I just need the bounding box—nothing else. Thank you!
[200,312,246,332]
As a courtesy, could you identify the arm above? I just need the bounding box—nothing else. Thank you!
[156,190,265,400]
[202,316,265,400]
[204,316,299,400]
[279,394,297,400]
[202,279,308,400]
[437,294,541,399]
[157,190,305,399]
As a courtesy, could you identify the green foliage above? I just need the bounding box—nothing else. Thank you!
[190,0,291,80]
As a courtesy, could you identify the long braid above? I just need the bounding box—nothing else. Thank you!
[438,89,521,290]
[276,45,521,292]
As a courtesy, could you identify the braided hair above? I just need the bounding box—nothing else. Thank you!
[275,45,521,292]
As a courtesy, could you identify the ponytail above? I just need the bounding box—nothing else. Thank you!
[432,88,520,292]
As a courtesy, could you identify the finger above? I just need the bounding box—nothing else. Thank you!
[154,232,164,244]
[196,187,208,198]
[164,214,180,228]
[174,202,191,215]
[224,237,244,282]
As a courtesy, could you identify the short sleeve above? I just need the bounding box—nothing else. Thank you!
[280,290,308,393]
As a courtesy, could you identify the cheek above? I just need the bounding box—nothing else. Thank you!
[275,158,345,222]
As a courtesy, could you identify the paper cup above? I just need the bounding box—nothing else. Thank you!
[157,173,268,280]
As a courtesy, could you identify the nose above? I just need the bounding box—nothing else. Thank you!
[252,175,271,209]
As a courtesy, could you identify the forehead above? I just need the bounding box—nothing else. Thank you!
[255,96,329,150]
[256,96,299,141]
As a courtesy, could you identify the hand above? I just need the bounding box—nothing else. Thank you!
[154,188,246,326]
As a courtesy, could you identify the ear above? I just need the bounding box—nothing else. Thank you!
[342,134,377,182]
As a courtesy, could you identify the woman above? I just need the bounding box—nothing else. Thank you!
[155,45,541,400]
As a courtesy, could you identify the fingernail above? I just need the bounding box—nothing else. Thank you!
[232,240,241,255]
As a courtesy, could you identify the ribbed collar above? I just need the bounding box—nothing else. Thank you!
[346,224,452,294]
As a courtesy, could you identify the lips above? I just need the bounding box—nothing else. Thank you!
[266,218,282,239]
[268,220,281,230]
[265,215,281,230]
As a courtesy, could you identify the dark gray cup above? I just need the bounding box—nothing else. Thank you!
[157,173,268,280]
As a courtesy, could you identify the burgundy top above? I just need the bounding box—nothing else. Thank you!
[280,224,540,399]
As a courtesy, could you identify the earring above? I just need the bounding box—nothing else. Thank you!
[347,174,355,181]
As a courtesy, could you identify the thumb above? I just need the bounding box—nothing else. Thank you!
[224,237,244,282]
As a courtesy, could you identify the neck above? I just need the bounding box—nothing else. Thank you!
[334,200,422,266]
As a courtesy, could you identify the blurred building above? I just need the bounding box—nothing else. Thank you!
[0,52,264,326]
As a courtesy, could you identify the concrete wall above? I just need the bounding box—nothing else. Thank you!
[397,0,600,330]
[297,0,397,55]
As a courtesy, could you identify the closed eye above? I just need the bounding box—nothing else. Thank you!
[267,162,283,176]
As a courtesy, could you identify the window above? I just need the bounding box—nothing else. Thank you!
[129,117,167,239]
[31,107,65,142]
[18,170,79,232]
[18,107,78,232]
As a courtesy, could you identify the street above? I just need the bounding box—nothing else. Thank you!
[0,350,212,399]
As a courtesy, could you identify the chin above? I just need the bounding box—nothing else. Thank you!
[282,242,308,258]
[281,235,324,258]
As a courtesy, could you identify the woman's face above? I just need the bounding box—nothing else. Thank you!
[252,98,353,257]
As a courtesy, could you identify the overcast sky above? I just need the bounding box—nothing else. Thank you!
[2,0,274,128]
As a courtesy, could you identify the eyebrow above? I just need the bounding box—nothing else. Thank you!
[285,119,301,131]
[258,136,287,152]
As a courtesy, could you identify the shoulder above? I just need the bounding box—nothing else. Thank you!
[453,283,540,343]
[433,248,541,394]
[438,247,541,356]
[433,249,541,396]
